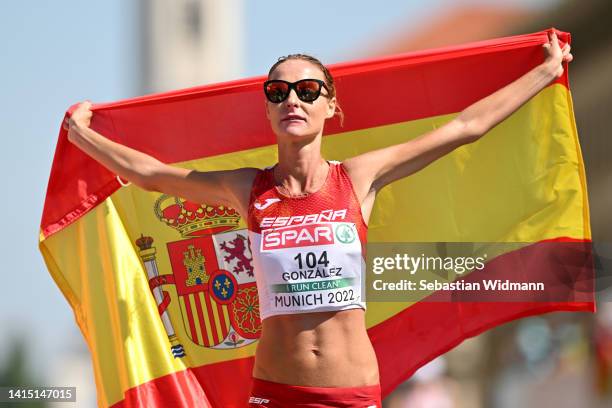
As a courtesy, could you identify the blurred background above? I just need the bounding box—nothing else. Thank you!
[1,0,610,406]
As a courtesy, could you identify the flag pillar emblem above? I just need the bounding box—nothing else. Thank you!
[136,236,186,358]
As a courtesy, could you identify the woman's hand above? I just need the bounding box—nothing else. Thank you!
[542,31,574,79]
[63,101,93,142]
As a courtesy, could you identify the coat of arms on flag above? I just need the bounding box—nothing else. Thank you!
[134,195,261,357]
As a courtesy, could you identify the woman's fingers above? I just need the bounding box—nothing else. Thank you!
[542,30,573,77]
[560,42,572,62]
[549,31,558,48]
[74,101,92,114]
[64,101,94,132]
[543,31,559,56]
[543,30,574,64]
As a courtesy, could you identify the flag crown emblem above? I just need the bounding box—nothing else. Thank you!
[154,195,241,237]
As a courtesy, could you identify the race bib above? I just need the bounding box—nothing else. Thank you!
[249,222,366,319]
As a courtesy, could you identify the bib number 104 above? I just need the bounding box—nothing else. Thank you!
[294,251,329,269]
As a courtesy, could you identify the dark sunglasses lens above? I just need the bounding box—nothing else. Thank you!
[296,80,322,102]
[265,82,289,102]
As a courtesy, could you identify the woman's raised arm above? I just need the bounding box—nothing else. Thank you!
[343,30,573,201]
[65,102,256,213]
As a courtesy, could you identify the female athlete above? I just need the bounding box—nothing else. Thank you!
[65,31,572,407]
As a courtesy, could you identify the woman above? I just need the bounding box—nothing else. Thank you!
[65,31,572,407]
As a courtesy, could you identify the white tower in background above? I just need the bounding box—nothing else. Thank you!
[138,0,244,94]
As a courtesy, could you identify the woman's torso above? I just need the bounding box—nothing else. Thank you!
[243,161,379,386]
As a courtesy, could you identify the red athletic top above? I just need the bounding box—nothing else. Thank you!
[247,161,368,320]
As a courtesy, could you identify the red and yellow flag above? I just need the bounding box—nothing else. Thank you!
[39,29,594,407]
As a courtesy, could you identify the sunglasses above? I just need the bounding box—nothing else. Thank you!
[263,79,329,103]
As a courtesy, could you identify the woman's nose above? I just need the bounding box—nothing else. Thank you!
[285,89,300,106]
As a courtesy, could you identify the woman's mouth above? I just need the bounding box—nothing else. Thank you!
[282,114,306,122]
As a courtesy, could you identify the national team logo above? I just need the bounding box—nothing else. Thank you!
[335,223,356,244]
[135,195,261,357]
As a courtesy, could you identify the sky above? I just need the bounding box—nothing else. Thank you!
[0,0,559,399]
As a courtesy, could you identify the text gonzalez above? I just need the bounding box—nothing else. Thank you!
[371,253,487,275]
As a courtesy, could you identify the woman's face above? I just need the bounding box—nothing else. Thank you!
[266,59,336,142]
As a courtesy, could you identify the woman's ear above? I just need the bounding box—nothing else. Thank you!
[265,99,271,120]
[326,97,337,119]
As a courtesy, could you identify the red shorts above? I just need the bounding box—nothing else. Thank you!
[247,377,382,408]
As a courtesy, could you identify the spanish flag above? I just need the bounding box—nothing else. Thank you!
[39,29,594,407]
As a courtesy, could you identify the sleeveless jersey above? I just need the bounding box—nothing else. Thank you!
[247,161,368,321]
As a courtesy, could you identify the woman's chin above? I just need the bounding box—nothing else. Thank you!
[279,125,316,140]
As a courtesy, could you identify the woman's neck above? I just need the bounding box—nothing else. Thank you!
[276,137,328,195]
